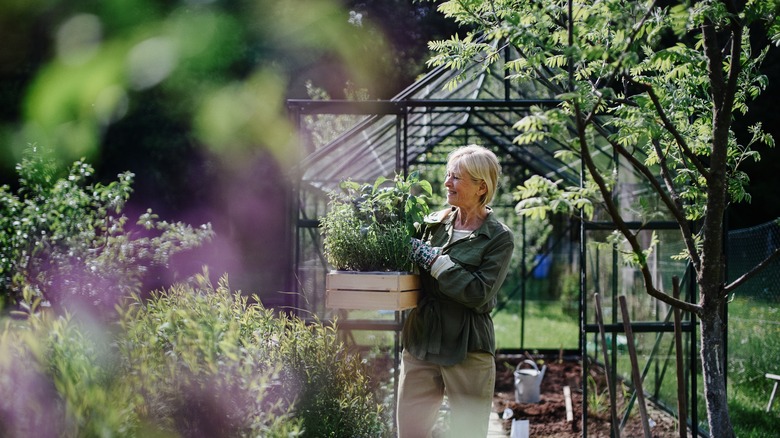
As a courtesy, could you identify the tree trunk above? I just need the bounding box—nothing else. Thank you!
[699,296,735,438]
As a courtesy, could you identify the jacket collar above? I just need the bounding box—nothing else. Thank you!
[425,206,496,239]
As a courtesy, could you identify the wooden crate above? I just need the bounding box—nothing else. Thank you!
[326,271,420,311]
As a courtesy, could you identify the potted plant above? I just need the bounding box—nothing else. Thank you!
[320,171,432,310]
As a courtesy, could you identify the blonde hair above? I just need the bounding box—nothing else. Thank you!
[447,144,501,207]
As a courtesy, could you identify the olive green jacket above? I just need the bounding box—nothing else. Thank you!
[402,207,514,366]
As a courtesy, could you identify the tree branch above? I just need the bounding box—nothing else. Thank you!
[633,81,711,179]
[587,120,702,272]
[575,103,698,313]
[722,7,743,134]
[647,136,702,270]
[724,246,780,295]
[572,2,701,274]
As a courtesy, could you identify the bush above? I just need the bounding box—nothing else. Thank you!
[117,273,304,436]
[0,145,214,313]
[0,274,389,437]
[0,300,140,437]
[127,274,390,436]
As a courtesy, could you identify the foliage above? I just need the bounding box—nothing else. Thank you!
[586,372,631,419]
[0,145,214,313]
[0,273,388,437]
[0,0,391,165]
[586,374,610,417]
[0,308,139,437]
[120,273,388,437]
[423,0,780,435]
[426,0,777,261]
[321,171,432,271]
[514,175,596,221]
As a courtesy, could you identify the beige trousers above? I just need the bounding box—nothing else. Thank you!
[396,350,495,438]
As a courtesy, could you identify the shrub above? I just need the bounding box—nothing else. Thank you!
[117,272,303,436]
[121,274,389,436]
[0,297,139,437]
[320,172,432,271]
[0,145,214,313]
[0,274,390,436]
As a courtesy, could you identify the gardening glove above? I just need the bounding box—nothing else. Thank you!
[410,237,442,271]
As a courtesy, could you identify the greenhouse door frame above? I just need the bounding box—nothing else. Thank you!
[579,219,700,437]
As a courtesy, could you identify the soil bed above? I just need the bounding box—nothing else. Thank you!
[493,354,683,437]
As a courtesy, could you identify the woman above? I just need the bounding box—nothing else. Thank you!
[397,145,514,438]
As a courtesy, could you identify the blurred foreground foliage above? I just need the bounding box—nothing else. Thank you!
[0,273,388,437]
[0,145,214,313]
[0,0,461,295]
[2,0,432,172]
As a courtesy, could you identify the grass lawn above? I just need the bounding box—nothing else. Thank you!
[493,300,579,351]
[727,297,780,437]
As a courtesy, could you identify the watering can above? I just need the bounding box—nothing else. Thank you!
[513,360,546,403]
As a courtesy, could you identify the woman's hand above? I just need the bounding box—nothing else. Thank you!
[410,238,442,270]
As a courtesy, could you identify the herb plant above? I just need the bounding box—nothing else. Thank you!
[320,171,432,272]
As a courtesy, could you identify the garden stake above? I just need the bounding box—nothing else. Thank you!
[564,385,574,422]
[594,293,621,438]
[619,298,677,430]
[618,295,652,438]
[673,277,688,438]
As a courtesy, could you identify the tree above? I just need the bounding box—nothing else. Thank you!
[423,0,780,436]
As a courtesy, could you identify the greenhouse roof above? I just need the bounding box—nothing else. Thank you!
[288,44,633,194]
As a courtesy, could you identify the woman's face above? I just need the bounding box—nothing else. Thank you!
[444,163,485,209]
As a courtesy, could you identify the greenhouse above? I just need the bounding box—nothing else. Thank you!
[287,42,708,434]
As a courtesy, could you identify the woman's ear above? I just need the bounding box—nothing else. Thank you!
[479,180,488,195]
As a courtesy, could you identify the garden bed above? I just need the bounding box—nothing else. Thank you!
[493,355,683,437]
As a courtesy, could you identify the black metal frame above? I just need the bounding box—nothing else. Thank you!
[580,220,700,436]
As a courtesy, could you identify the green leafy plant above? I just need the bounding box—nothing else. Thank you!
[587,374,610,417]
[320,171,432,272]
[0,272,389,437]
[0,295,143,437]
[120,272,389,437]
[0,145,214,313]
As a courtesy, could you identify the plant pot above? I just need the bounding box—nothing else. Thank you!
[325,271,420,311]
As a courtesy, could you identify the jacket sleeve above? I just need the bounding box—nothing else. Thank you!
[434,227,514,312]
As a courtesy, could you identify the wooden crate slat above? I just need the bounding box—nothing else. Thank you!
[326,289,419,311]
[326,272,420,292]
